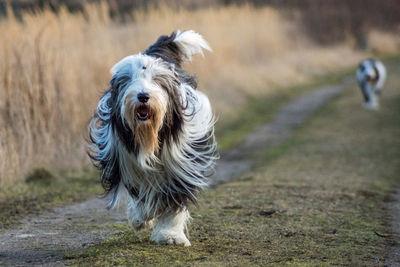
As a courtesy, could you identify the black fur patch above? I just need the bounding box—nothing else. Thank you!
[88,101,122,199]
[109,75,138,155]
[360,80,370,102]
[154,74,184,145]
[88,72,135,199]
[370,60,380,82]
[144,31,181,66]
[144,31,198,90]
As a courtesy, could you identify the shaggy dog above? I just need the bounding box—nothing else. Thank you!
[89,30,217,246]
[356,59,386,110]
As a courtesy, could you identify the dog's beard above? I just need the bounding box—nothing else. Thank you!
[123,96,166,166]
[134,114,160,155]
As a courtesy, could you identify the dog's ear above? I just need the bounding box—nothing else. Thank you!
[110,55,135,75]
[144,30,211,66]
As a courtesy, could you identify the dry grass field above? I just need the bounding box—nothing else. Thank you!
[0,2,398,185]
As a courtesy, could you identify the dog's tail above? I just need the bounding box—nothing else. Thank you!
[144,30,211,66]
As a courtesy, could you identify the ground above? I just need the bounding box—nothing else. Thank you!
[0,68,349,229]
[0,59,399,266]
[67,60,400,266]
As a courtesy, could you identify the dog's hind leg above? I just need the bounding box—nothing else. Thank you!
[150,208,191,246]
[127,198,154,231]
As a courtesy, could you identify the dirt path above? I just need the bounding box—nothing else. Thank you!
[0,79,351,266]
[213,79,351,185]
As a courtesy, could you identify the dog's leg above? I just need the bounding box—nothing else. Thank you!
[151,208,191,246]
[127,198,154,231]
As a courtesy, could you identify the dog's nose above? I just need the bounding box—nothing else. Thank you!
[137,93,149,103]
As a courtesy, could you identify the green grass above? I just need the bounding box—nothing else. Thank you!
[66,59,400,266]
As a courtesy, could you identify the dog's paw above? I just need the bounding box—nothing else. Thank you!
[131,219,154,231]
[151,231,191,246]
[363,101,379,110]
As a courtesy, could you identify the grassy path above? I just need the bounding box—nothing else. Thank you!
[214,81,349,185]
[66,60,400,266]
[0,60,398,266]
[0,79,349,266]
[0,69,349,231]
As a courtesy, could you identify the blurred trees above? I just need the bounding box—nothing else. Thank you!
[2,0,399,47]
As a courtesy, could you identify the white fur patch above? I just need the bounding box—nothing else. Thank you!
[151,209,191,246]
[173,30,212,62]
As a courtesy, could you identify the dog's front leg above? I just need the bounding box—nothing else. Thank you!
[151,208,191,246]
[127,198,154,231]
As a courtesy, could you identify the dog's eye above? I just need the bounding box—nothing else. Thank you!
[142,66,147,70]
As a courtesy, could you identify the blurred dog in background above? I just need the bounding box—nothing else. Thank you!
[89,30,217,246]
[356,59,386,110]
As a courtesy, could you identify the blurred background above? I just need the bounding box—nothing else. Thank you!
[0,0,399,185]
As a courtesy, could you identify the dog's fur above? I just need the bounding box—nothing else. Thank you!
[88,30,217,246]
[356,59,386,110]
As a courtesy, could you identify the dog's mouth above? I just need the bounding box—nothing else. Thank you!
[366,74,377,82]
[136,105,151,121]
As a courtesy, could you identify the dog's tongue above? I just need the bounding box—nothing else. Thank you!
[138,106,148,116]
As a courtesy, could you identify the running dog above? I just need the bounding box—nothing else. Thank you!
[356,59,386,110]
[88,30,217,246]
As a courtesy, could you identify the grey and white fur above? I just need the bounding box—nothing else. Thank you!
[356,59,386,110]
[88,30,217,246]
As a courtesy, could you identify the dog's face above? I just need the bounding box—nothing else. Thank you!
[110,54,182,159]
[91,30,211,170]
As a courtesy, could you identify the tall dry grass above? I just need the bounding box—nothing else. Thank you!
[0,3,392,184]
